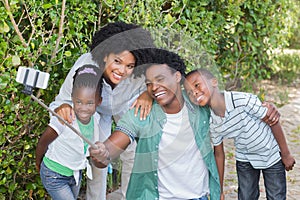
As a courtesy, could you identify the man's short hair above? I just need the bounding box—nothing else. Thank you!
[132,48,186,79]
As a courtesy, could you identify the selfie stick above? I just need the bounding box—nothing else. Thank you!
[16,67,97,149]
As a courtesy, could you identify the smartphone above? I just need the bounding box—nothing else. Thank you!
[16,67,50,89]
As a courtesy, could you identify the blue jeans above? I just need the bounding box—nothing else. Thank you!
[40,161,82,200]
[236,160,286,200]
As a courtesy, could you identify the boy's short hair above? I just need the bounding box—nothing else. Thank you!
[185,68,215,80]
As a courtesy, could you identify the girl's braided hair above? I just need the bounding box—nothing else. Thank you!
[72,64,103,97]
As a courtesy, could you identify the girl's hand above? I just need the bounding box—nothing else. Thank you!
[131,91,153,120]
[54,103,75,124]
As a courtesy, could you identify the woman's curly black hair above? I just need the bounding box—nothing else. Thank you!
[90,22,140,51]
[90,21,155,75]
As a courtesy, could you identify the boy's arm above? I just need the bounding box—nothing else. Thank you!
[35,126,58,172]
[90,130,131,168]
[214,142,225,200]
[270,122,295,171]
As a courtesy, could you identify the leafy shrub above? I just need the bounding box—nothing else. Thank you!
[288,0,300,49]
[272,52,300,85]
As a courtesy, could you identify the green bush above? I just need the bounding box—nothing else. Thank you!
[288,0,300,49]
[272,52,300,85]
[0,0,299,199]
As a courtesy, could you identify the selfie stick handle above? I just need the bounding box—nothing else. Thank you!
[30,94,97,149]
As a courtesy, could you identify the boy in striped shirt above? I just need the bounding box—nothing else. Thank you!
[184,68,295,200]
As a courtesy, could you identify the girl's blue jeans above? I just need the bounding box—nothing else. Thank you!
[40,161,82,200]
[236,160,286,200]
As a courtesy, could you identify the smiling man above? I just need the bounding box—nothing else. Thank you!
[89,48,221,200]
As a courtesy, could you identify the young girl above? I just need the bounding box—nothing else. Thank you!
[36,65,104,200]
[47,21,155,200]
[184,68,295,200]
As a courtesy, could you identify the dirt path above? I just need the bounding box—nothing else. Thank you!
[223,83,300,199]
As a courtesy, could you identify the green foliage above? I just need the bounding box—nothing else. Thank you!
[212,0,296,90]
[0,68,49,199]
[288,0,300,49]
[0,1,98,199]
[271,52,300,85]
[126,0,298,90]
[0,0,299,199]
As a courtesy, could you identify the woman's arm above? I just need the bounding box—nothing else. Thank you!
[54,103,75,124]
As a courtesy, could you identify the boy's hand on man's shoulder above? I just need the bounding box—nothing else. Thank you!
[262,101,280,126]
